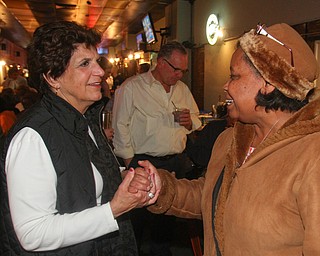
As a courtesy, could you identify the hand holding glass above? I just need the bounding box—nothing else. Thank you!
[173,108,185,123]
[173,108,190,126]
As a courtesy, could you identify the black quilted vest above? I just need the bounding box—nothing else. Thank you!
[0,92,138,256]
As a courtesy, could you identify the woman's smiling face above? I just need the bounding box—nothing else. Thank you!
[223,48,265,123]
[50,44,105,113]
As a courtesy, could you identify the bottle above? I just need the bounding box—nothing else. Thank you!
[212,104,217,119]
[217,95,224,106]
[102,111,112,129]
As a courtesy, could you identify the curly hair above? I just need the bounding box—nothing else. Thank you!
[255,88,308,112]
[27,21,101,93]
[239,44,308,112]
[157,41,187,60]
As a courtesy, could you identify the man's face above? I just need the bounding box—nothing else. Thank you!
[158,50,188,86]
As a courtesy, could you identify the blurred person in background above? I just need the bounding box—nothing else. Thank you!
[138,62,151,74]
[2,66,28,90]
[14,85,40,112]
[0,88,20,115]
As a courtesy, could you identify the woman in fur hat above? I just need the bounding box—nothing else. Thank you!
[145,23,320,255]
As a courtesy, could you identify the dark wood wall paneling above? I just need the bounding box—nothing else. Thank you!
[191,46,205,110]
[293,19,320,50]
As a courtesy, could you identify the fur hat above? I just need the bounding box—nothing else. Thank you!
[239,23,319,101]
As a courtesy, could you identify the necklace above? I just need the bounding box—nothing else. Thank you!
[253,119,280,147]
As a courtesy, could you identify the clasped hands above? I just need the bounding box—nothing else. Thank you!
[110,160,161,218]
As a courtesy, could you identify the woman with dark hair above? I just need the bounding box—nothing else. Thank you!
[147,23,320,255]
[0,21,159,255]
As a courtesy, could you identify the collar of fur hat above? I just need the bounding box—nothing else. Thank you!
[239,29,315,101]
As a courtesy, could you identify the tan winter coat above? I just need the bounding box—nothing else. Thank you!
[149,98,320,256]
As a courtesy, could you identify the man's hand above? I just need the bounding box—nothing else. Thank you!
[178,109,192,130]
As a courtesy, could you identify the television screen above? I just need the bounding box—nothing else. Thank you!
[142,13,157,44]
[97,47,109,55]
[136,33,144,50]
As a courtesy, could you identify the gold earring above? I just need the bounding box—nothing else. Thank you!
[55,88,60,95]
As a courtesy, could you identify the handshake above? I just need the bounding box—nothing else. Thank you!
[110,160,161,218]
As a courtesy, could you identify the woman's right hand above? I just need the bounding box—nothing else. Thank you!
[110,167,156,218]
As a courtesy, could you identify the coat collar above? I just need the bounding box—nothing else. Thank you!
[41,91,105,138]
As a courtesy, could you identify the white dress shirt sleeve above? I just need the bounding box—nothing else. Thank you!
[5,127,119,251]
[112,84,135,159]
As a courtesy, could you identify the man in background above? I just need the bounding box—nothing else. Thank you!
[138,62,151,74]
[113,41,201,256]
[2,67,28,90]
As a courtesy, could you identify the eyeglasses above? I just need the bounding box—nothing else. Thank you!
[255,23,294,67]
[163,58,189,75]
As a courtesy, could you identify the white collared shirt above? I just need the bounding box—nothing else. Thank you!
[112,70,202,159]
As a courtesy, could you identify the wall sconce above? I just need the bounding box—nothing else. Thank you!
[206,14,223,45]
